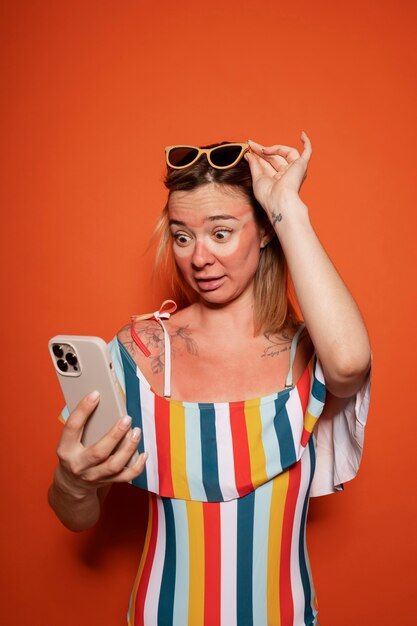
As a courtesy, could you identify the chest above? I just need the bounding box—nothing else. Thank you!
[138,337,297,403]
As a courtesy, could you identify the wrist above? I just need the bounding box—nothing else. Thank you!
[265,192,311,233]
[53,465,97,502]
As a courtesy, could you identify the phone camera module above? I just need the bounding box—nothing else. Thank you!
[66,352,78,367]
[57,359,68,372]
[53,344,64,358]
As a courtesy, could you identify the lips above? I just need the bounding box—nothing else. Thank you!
[195,275,226,291]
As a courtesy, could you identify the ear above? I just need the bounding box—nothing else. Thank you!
[259,225,275,249]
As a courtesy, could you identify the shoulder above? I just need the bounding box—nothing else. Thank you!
[117,318,165,362]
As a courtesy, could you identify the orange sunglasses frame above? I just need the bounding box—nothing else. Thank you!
[165,143,250,170]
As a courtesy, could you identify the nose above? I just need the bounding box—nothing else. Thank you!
[191,239,215,269]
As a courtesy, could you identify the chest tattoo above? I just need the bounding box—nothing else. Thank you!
[123,322,199,374]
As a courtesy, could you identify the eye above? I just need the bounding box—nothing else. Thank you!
[172,231,192,246]
[213,228,232,241]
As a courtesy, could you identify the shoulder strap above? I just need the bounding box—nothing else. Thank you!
[285,323,306,388]
[130,300,177,398]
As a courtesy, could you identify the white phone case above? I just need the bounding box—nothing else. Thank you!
[48,335,127,447]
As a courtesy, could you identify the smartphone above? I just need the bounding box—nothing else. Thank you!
[48,335,131,451]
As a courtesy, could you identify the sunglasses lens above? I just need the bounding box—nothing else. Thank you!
[210,145,243,167]
[168,147,199,168]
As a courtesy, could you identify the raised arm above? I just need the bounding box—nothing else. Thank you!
[245,133,371,397]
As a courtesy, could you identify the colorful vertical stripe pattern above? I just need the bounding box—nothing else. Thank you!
[113,338,325,503]
[106,337,326,626]
[127,437,318,626]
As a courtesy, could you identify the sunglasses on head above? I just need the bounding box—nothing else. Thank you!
[165,143,250,170]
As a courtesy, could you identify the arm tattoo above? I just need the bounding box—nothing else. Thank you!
[271,210,283,226]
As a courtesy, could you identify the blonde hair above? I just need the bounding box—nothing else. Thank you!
[154,143,299,335]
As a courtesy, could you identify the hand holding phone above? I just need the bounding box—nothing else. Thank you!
[49,335,127,446]
[52,390,147,500]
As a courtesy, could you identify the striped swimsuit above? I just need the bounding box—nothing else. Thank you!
[108,317,326,626]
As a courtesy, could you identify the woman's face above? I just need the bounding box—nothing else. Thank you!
[168,183,266,305]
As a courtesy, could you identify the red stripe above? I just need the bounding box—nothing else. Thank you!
[154,395,174,496]
[229,401,253,496]
[134,496,159,625]
[279,459,302,625]
[300,427,311,448]
[203,502,221,625]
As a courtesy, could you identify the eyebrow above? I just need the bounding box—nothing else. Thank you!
[169,214,239,227]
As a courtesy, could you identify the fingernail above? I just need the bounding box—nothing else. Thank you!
[120,415,132,428]
[88,390,100,402]
[131,427,141,440]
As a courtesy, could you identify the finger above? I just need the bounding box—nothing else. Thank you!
[262,145,300,162]
[110,451,149,483]
[83,415,136,465]
[244,150,265,179]
[300,130,313,161]
[245,151,279,179]
[85,448,148,485]
[61,391,101,445]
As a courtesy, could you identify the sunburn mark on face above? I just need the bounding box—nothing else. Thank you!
[168,186,260,259]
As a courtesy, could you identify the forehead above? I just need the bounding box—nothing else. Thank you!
[168,184,254,223]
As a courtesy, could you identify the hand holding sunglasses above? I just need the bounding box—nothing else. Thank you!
[244,132,313,218]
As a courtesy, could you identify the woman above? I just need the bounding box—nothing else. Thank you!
[49,133,371,626]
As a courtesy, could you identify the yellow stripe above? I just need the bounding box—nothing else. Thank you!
[267,469,290,625]
[187,500,205,625]
[170,402,191,499]
[304,410,319,433]
[127,493,153,626]
[245,399,268,489]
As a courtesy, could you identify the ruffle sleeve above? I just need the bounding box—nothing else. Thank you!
[310,359,372,497]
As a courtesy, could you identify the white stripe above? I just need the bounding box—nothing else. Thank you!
[140,380,159,494]
[286,389,304,458]
[252,480,273,626]
[220,498,238,626]
[215,403,239,501]
[184,403,207,501]
[144,497,166,625]
[171,499,189,626]
[314,358,325,385]
[290,449,312,626]
[260,395,283,479]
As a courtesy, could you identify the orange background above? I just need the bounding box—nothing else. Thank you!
[1,1,416,625]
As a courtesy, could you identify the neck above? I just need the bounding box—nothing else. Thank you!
[192,290,258,337]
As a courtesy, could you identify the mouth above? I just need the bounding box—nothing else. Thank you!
[194,275,226,291]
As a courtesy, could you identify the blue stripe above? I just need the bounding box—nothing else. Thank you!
[184,403,207,501]
[237,489,255,626]
[300,437,317,625]
[311,358,326,402]
[273,390,297,469]
[119,341,147,490]
[199,404,224,502]
[158,498,176,626]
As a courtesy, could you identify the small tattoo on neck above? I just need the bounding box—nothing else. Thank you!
[271,211,283,226]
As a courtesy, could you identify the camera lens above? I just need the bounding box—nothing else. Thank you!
[53,344,64,358]
[57,359,68,372]
[66,352,78,367]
